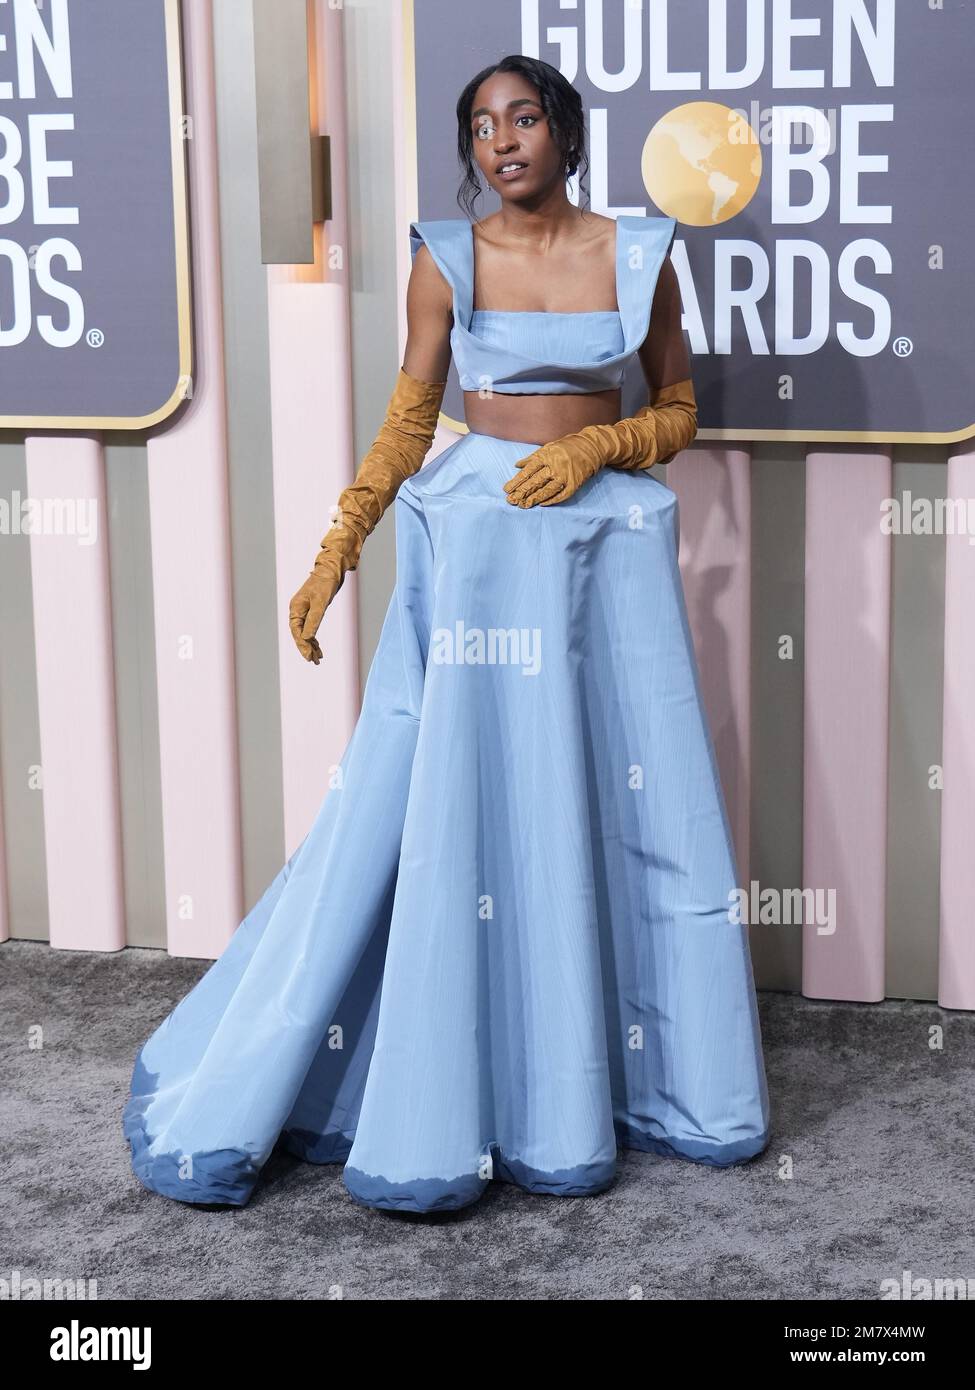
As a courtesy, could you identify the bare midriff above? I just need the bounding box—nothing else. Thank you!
[463,386,622,445]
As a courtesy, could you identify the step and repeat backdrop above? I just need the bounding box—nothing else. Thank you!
[0,0,191,428]
[408,0,975,444]
[0,0,970,1006]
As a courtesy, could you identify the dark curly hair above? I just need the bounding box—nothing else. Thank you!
[455,55,590,220]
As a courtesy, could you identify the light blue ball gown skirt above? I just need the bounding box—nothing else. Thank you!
[124,429,771,1213]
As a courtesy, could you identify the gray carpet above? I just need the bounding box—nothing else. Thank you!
[1,938,973,1300]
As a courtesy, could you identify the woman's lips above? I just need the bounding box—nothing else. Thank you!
[496,163,528,181]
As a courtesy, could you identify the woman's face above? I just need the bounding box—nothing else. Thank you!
[468,72,564,203]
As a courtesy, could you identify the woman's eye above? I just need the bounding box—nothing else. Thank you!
[474,114,538,140]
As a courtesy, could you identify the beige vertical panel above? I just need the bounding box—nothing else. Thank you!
[345,0,403,675]
[253,0,316,265]
[104,439,167,947]
[393,0,416,350]
[885,453,946,1002]
[0,439,49,941]
[749,446,806,992]
[212,0,286,904]
[311,0,353,295]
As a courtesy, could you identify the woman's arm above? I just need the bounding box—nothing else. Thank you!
[288,246,451,663]
[628,255,698,469]
[403,243,454,383]
[637,256,692,394]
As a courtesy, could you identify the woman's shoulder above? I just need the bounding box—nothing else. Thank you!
[470,212,499,245]
[578,213,619,264]
[577,210,617,236]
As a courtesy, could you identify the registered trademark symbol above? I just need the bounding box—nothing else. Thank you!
[893,336,913,357]
[86,328,105,348]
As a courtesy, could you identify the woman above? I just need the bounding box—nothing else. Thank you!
[124,55,770,1214]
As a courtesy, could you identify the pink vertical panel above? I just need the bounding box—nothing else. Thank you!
[266,3,360,858]
[268,281,359,854]
[25,439,125,951]
[803,451,891,1001]
[0,757,6,942]
[938,445,975,1010]
[147,2,243,958]
[669,448,752,879]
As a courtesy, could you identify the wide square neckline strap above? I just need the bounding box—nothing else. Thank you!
[408,213,678,374]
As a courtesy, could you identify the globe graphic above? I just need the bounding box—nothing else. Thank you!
[642,101,762,227]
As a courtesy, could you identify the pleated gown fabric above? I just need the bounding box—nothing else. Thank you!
[123,216,771,1213]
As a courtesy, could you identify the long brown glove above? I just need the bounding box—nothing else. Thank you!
[503,376,698,508]
[289,367,446,663]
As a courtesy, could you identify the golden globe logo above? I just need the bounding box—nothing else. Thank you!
[411,0,973,438]
[641,103,763,227]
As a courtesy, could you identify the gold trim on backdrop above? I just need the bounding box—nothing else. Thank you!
[437,409,470,436]
[401,0,973,447]
[0,0,193,431]
[696,422,975,444]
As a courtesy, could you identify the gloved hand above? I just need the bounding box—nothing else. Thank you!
[289,367,446,663]
[503,376,698,508]
[287,525,360,666]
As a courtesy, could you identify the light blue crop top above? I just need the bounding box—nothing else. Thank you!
[408,214,677,395]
